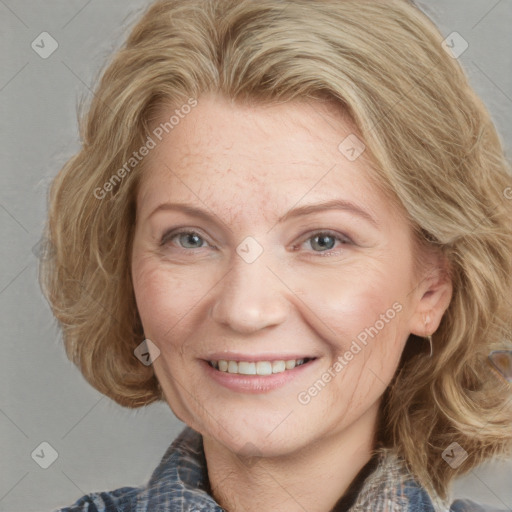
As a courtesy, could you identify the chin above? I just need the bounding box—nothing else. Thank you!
[198,409,311,457]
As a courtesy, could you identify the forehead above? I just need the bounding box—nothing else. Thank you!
[137,93,387,220]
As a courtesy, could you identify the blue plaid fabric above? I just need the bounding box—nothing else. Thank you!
[53,426,500,512]
[53,427,223,512]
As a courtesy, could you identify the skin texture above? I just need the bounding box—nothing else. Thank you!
[131,92,452,512]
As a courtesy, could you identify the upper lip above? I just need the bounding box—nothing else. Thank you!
[202,352,318,362]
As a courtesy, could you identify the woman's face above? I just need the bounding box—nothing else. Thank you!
[131,93,433,457]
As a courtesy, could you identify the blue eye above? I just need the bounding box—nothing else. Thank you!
[161,230,209,249]
[301,230,352,255]
[160,228,352,256]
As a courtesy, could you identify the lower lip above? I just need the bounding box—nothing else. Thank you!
[201,359,318,393]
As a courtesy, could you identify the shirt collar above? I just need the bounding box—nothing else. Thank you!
[135,426,223,511]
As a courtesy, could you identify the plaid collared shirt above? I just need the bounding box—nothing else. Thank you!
[53,426,494,512]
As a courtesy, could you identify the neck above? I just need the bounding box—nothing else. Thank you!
[202,401,381,512]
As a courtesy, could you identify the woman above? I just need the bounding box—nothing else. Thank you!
[42,0,512,511]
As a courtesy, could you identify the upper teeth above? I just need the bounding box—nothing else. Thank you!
[210,359,308,375]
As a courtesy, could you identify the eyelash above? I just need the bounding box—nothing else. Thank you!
[160,228,353,257]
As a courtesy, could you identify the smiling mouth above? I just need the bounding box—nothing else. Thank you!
[207,358,316,375]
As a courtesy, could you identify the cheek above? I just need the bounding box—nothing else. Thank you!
[287,254,410,405]
[292,255,407,344]
[131,255,209,347]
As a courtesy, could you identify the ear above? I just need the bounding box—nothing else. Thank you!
[408,258,453,337]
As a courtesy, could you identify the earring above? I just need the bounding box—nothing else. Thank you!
[426,334,433,357]
[424,312,433,357]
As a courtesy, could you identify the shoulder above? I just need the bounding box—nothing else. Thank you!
[450,498,511,512]
[52,486,142,512]
[357,447,510,512]
[52,426,222,512]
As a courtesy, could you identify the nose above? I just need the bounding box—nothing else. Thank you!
[209,253,290,334]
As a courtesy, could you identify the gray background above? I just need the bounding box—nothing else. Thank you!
[1,1,511,511]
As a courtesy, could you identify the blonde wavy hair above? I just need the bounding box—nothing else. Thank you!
[40,0,512,501]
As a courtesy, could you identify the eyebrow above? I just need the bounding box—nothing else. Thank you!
[147,199,379,228]
[277,199,379,228]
